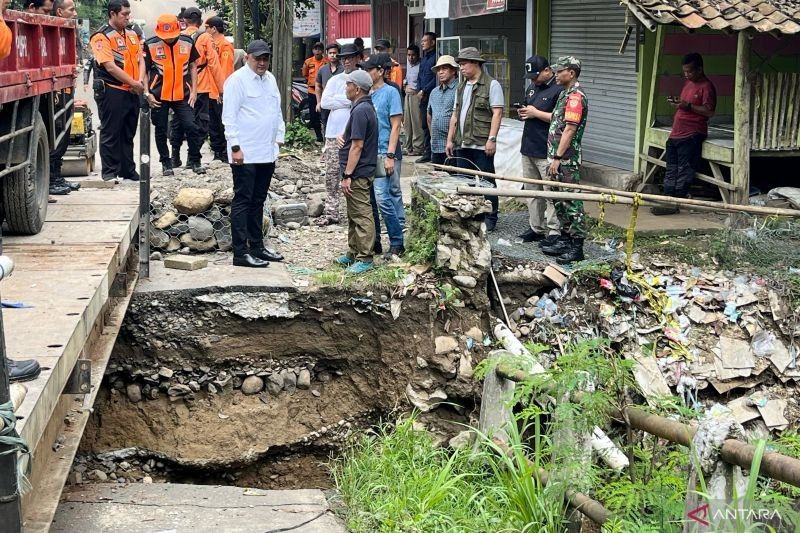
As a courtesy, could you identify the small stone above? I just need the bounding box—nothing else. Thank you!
[434,336,459,354]
[214,187,234,206]
[153,211,178,230]
[416,357,428,368]
[165,237,181,252]
[306,193,325,218]
[285,221,301,230]
[167,384,192,397]
[188,216,215,241]
[465,327,483,341]
[453,275,477,288]
[188,381,200,392]
[179,233,217,252]
[524,307,536,319]
[149,228,170,249]
[92,469,108,482]
[297,369,311,390]
[68,472,82,484]
[241,375,264,395]
[158,367,174,379]
[311,389,321,397]
[150,251,163,261]
[282,184,296,194]
[142,476,153,484]
[283,371,297,393]
[449,430,475,450]
[125,384,142,403]
[164,256,208,271]
[207,383,218,394]
[266,373,283,395]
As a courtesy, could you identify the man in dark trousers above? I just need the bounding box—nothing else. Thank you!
[652,52,716,215]
[143,14,205,177]
[89,0,145,181]
[517,55,563,245]
[416,31,437,163]
[315,43,342,133]
[335,70,378,275]
[222,40,286,268]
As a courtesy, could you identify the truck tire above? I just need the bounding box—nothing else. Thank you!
[3,113,49,235]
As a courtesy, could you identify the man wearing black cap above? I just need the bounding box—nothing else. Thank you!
[373,38,403,88]
[205,16,234,161]
[517,55,563,245]
[302,42,326,142]
[222,40,286,268]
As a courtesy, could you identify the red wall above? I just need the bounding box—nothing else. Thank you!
[325,0,371,42]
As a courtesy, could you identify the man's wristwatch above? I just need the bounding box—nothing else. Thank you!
[488,135,497,142]
[342,172,353,180]
[231,145,241,153]
[386,152,396,159]
[553,155,563,160]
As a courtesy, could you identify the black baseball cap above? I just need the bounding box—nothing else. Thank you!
[205,16,224,31]
[374,38,391,50]
[183,7,202,20]
[525,55,550,79]
[359,53,389,70]
[312,41,324,50]
[247,40,272,57]
[326,43,341,52]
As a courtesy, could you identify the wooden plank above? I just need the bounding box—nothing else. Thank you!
[22,274,137,533]
[751,74,760,149]
[637,25,664,175]
[640,153,735,190]
[43,204,137,222]
[772,73,782,149]
[645,126,734,163]
[732,31,752,206]
[760,71,769,150]
[709,162,731,203]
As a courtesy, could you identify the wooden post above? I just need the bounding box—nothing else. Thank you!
[233,0,245,48]
[732,31,752,206]
[635,24,663,175]
[272,0,294,120]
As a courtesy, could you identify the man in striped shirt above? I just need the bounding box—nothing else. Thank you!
[426,55,458,165]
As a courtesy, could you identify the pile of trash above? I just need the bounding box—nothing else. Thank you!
[501,258,799,432]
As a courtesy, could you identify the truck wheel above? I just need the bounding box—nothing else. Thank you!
[3,113,49,235]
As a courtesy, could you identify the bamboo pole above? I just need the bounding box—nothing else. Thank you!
[455,185,800,218]
[437,164,800,218]
[495,367,800,488]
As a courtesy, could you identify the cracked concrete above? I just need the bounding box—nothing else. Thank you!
[196,292,299,319]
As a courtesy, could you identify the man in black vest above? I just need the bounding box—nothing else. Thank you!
[445,47,505,231]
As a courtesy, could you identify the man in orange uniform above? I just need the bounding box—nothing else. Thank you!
[301,42,326,142]
[0,0,10,60]
[204,16,233,161]
[90,0,145,181]
[373,39,403,89]
[144,14,205,176]
[169,6,222,170]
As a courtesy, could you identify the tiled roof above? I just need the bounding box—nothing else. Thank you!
[623,0,800,33]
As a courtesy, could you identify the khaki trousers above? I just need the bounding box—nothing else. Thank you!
[403,92,424,153]
[346,176,376,262]
[522,155,561,236]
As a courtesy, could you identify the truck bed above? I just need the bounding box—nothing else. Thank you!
[0,10,76,105]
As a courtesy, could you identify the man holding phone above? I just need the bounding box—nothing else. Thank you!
[653,53,716,215]
[517,55,563,245]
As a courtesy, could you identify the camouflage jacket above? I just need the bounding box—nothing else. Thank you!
[547,82,588,165]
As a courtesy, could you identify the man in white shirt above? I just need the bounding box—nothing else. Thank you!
[316,43,360,226]
[222,40,286,268]
[402,44,423,155]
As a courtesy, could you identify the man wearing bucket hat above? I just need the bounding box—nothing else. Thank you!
[317,43,361,227]
[517,55,563,245]
[335,69,378,275]
[446,46,505,231]
[426,55,458,165]
[222,40,286,268]
[143,14,206,176]
[540,56,589,265]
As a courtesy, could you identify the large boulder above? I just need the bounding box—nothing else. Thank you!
[306,192,325,218]
[174,188,214,215]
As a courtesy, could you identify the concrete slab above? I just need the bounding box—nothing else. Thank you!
[138,259,296,294]
[52,484,346,533]
[164,256,208,271]
[584,201,725,234]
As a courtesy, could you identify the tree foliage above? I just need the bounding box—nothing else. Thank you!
[75,0,108,31]
[197,0,314,43]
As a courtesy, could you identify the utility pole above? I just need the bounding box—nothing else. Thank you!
[272,0,293,119]
[233,0,245,47]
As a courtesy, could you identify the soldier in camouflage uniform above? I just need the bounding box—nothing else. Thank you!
[540,56,588,265]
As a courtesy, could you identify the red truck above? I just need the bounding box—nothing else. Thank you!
[0,10,75,234]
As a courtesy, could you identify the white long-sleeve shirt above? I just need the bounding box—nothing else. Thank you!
[320,71,350,139]
[222,65,286,163]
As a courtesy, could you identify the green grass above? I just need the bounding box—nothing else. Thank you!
[313,264,407,290]
[330,414,568,532]
[404,192,439,265]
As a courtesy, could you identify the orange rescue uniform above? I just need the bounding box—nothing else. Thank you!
[0,15,11,60]
[302,55,327,94]
[184,25,224,99]
[213,33,235,82]
[90,25,142,91]
[144,35,198,102]
[389,63,403,90]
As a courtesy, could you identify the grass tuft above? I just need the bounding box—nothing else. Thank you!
[404,192,440,265]
[312,264,407,290]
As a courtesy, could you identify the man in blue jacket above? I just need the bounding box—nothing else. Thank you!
[416,31,437,163]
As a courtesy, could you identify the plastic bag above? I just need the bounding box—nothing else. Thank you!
[751,330,776,357]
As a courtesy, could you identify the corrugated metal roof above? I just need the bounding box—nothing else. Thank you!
[622,0,800,33]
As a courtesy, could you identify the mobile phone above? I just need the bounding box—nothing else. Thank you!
[512,102,523,108]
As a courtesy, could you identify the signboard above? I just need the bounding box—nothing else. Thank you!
[294,0,321,38]
[448,0,506,20]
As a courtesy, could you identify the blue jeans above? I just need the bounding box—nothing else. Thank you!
[372,161,405,248]
[456,148,497,225]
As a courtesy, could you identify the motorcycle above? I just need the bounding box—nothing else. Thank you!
[291,79,312,127]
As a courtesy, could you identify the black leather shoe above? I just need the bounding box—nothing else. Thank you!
[213,152,228,162]
[417,155,431,163]
[385,245,405,258]
[373,241,383,255]
[485,218,497,232]
[650,205,679,216]
[123,172,140,181]
[251,248,284,262]
[557,239,585,265]
[171,154,182,168]
[162,162,174,176]
[49,183,71,195]
[518,228,545,242]
[8,358,41,383]
[233,254,269,268]
[541,236,572,256]
[53,176,81,191]
[68,181,81,191]
[190,162,206,175]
